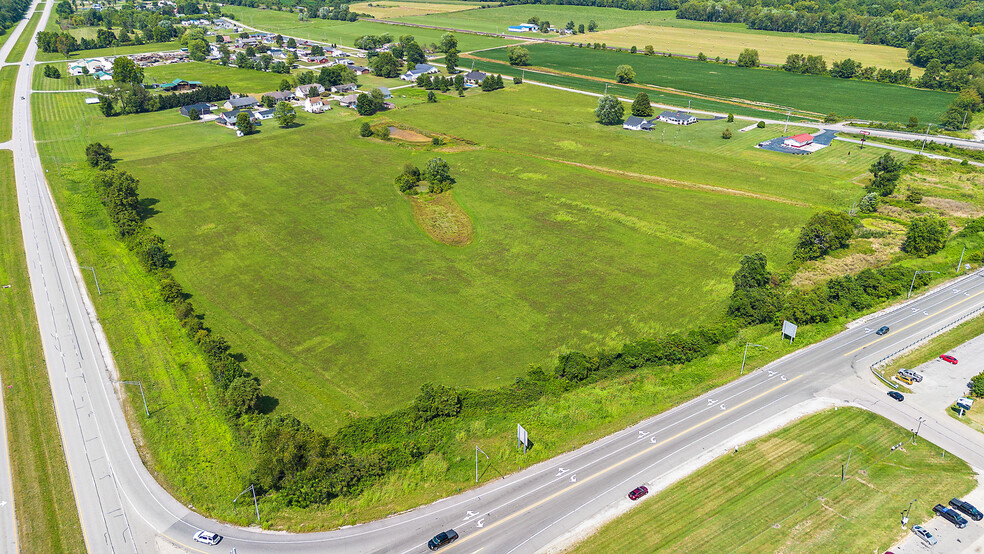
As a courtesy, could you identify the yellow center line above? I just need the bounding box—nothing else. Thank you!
[447,375,804,551]
[843,288,984,356]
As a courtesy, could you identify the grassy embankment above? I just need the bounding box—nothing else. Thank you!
[0,66,16,141]
[0,152,86,552]
[5,12,40,63]
[573,407,975,553]
[29,82,978,530]
[476,43,952,123]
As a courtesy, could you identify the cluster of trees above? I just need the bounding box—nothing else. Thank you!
[395,158,455,194]
[0,0,30,37]
[369,51,404,78]
[595,94,624,125]
[39,3,192,56]
[507,45,530,66]
[482,0,679,11]
[355,88,388,115]
[940,88,983,130]
[363,34,428,68]
[866,153,904,196]
[97,81,231,117]
[479,74,505,91]
[42,65,62,79]
[295,65,356,88]
[781,53,913,85]
[615,64,635,83]
[793,211,855,261]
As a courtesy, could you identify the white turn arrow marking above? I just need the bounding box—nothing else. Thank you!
[476,519,484,528]
[865,327,873,333]
[650,435,659,443]
[768,370,776,377]
[464,511,478,520]
[556,468,569,476]
[781,375,787,381]
[570,475,577,482]
[720,404,726,410]
[0,501,6,508]
[638,430,650,438]
[707,399,717,406]
[924,311,929,315]
[911,308,918,312]
[954,289,961,293]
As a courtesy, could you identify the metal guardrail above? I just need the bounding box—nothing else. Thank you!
[869,302,984,388]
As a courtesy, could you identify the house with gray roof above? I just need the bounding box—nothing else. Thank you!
[622,116,653,131]
[657,110,697,125]
[223,96,259,110]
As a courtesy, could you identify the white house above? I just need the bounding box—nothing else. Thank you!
[783,133,814,148]
[657,110,697,125]
[329,83,357,94]
[622,116,653,131]
[400,63,439,81]
[304,96,327,113]
[464,70,486,85]
[295,83,325,98]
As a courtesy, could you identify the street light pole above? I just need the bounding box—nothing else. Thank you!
[919,123,933,155]
[903,499,916,528]
[234,484,260,523]
[912,417,925,444]
[81,265,101,295]
[908,270,939,299]
[740,343,768,375]
[119,380,149,416]
[475,446,489,482]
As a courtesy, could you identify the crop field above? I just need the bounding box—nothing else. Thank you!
[394,5,663,33]
[575,408,975,553]
[478,43,952,122]
[350,1,479,18]
[70,83,886,430]
[221,5,522,52]
[562,24,915,71]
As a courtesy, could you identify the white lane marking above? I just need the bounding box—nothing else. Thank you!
[475,519,484,528]
[463,511,478,520]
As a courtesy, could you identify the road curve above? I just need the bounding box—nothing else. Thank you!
[13,10,984,554]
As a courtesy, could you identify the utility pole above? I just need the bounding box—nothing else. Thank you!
[119,381,149,416]
[908,270,939,299]
[475,446,489,482]
[783,110,790,134]
[911,417,925,445]
[80,266,101,294]
[957,246,966,274]
[234,484,260,523]
[740,343,768,375]
[842,448,853,482]
[903,499,916,528]
[919,123,933,155]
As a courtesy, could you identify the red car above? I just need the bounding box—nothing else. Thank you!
[940,355,958,364]
[628,486,649,500]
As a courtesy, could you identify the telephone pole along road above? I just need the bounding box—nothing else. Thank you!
[12,10,984,553]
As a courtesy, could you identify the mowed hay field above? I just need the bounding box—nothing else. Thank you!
[107,83,878,432]
[478,43,952,122]
[573,408,976,553]
[394,4,663,32]
[350,0,478,18]
[143,61,288,93]
[564,24,915,71]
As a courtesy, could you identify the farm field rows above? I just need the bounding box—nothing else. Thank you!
[575,408,975,553]
[393,4,664,33]
[477,43,951,122]
[221,5,522,52]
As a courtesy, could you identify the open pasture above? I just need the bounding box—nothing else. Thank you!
[350,1,478,19]
[478,43,951,123]
[575,408,975,553]
[563,24,916,71]
[394,4,662,33]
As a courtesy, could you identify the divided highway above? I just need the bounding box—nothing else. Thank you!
[9,10,984,552]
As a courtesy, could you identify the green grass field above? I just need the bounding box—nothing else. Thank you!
[5,12,40,63]
[393,4,662,32]
[0,151,87,553]
[32,66,101,91]
[143,61,291,93]
[221,5,523,52]
[477,43,952,122]
[574,407,975,553]
[35,40,182,62]
[0,66,16,142]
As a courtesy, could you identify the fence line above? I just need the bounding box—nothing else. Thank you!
[869,303,984,388]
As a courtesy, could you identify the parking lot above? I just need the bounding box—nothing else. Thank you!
[887,474,984,553]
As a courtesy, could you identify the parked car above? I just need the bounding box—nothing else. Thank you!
[912,525,938,546]
[888,391,904,402]
[934,503,968,528]
[428,529,459,551]
[940,354,958,364]
[899,369,923,382]
[876,326,890,335]
[628,486,649,500]
[897,375,914,386]
[950,498,983,521]
[192,531,222,546]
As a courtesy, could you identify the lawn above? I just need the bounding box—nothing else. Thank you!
[0,66,16,142]
[143,61,290,93]
[35,40,182,62]
[477,43,952,123]
[5,12,40,63]
[221,5,523,52]
[574,407,976,553]
[562,24,916,71]
[0,151,86,553]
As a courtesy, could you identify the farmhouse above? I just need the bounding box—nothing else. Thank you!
[304,96,328,113]
[158,78,202,92]
[305,54,329,63]
[400,63,438,81]
[254,108,275,120]
[657,111,697,125]
[330,83,358,94]
[295,83,325,98]
[464,71,486,85]
[622,116,653,131]
[179,102,212,117]
[350,66,371,75]
[376,86,392,99]
[783,133,814,148]
[507,23,538,32]
[223,96,259,110]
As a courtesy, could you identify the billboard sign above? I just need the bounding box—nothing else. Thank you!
[517,424,529,454]
[781,320,798,343]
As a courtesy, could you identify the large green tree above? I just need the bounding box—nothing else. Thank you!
[615,64,635,83]
[507,45,530,66]
[274,101,296,127]
[794,211,855,260]
[370,51,403,78]
[236,112,254,136]
[902,215,949,257]
[112,57,143,85]
[631,91,653,117]
[594,94,623,125]
[736,48,760,67]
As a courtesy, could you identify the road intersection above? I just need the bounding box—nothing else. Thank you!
[6,8,984,553]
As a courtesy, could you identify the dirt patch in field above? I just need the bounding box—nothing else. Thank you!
[388,126,431,142]
[791,229,905,289]
[921,196,983,219]
[409,191,474,246]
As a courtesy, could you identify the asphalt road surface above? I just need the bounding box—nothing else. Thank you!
[10,10,984,553]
